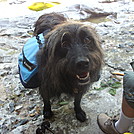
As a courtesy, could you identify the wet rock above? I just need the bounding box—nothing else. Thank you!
[130,31,134,35]
[15,105,23,111]
[0,100,4,106]
[0,124,9,134]
[20,33,31,38]
[11,125,28,134]
[27,104,36,111]
[12,67,19,75]
[117,43,125,48]
[126,42,134,47]
[13,87,21,96]
[14,119,29,128]
[9,102,15,113]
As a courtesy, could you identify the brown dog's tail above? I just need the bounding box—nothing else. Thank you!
[33,12,67,36]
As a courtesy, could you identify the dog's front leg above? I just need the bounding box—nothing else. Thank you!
[43,99,54,119]
[39,87,53,119]
[74,92,87,122]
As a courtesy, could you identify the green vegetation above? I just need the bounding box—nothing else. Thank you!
[109,88,116,96]
[95,79,122,96]
[59,101,69,106]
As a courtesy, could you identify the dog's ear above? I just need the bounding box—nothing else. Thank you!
[54,32,71,58]
[61,32,71,48]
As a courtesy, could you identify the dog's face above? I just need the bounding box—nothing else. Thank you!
[44,22,103,86]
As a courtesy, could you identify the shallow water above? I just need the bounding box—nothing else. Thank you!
[83,16,111,23]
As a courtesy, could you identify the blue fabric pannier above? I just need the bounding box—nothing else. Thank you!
[18,33,44,88]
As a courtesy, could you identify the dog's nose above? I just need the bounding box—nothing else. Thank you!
[76,58,89,69]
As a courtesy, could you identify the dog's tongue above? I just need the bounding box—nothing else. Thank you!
[76,72,89,81]
[76,72,90,85]
[79,72,88,78]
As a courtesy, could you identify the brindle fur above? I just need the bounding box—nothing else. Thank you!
[36,13,103,122]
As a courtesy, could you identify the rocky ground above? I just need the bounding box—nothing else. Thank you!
[0,0,134,134]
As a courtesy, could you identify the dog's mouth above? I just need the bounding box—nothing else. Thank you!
[76,72,90,85]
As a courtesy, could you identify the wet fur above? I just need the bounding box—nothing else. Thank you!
[36,13,103,122]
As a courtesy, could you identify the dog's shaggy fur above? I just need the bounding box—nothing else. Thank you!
[35,13,103,122]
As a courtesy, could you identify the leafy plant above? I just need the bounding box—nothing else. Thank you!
[59,101,69,106]
[109,88,116,96]
[110,81,121,88]
[94,79,121,96]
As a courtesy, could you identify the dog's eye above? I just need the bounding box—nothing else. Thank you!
[84,37,91,44]
[83,37,95,51]
[61,32,71,49]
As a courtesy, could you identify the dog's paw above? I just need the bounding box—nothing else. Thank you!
[75,109,87,122]
[43,110,54,119]
[36,128,43,134]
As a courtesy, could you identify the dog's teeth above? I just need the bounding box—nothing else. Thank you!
[76,72,89,80]
[78,81,90,86]
[76,75,81,80]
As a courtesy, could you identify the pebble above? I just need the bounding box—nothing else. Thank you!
[14,119,29,128]
[9,102,15,113]
[15,105,23,111]
[127,42,134,47]
[117,43,125,48]
[27,104,36,111]
[14,89,21,96]
[130,31,134,35]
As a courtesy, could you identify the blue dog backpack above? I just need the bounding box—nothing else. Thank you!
[18,33,45,88]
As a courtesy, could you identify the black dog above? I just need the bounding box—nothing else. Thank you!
[35,13,103,122]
